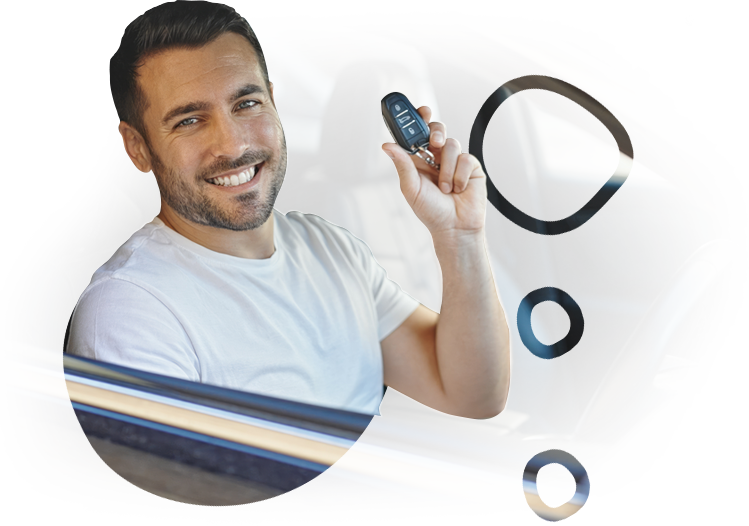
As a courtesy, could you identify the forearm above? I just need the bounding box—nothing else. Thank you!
[433,229,510,418]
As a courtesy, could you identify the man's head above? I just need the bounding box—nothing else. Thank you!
[112,1,286,231]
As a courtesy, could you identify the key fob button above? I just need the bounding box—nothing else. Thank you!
[397,113,413,125]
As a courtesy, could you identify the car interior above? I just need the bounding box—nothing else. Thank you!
[3,0,749,450]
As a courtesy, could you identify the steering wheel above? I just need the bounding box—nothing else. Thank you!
[572,239,744,444]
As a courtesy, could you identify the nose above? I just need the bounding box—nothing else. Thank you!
[209,113,249,160]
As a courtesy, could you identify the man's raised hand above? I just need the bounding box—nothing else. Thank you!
[381,106,488,241]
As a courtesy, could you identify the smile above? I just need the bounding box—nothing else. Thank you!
[207,164,260,187]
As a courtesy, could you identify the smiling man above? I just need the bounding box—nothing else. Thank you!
[68,1,510,418]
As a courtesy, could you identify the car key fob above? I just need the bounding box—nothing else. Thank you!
[381,92,439,170]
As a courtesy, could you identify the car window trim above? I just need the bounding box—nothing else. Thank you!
[0,339,607,483]
[0,357,588,523]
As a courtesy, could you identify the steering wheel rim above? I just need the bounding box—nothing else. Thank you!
[572,239,744,444]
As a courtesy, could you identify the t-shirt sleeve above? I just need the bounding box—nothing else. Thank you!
[350,237,420,340]
[68,277,200,382]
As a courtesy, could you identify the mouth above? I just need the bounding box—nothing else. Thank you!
[206,163,262,187]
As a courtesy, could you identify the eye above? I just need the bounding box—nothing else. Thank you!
[237,99,259,110]
[175,116,199,128]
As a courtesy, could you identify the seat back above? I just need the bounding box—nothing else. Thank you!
[5,73,159,351]
[295,61,556,430]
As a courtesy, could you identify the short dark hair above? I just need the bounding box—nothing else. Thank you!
[110,1,269,140]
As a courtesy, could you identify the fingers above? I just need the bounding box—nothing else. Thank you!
[384,104,484,197]
[453,153,480,193]
[417,106,446,149]
[381,143,420,202]
[437,138,461,193]
[416,105,432,123]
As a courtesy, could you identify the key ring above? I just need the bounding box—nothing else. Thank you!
[414,146,440,171]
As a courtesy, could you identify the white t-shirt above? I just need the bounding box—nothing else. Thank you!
[68,210,419,414]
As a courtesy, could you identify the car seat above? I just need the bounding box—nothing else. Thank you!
[5,73,159,351]
[295,60,556,430]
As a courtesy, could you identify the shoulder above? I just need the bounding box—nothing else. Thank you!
[89,220,195,290]
[276,210,372,262]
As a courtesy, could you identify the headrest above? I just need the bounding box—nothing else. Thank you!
[26,73,159,247]
[320,60,418,183]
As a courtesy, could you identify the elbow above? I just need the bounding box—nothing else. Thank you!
[478,397,508,419]
[453,395,507,420]
[478,369,511,418]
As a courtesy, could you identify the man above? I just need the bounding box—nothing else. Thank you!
[69,1,510,418]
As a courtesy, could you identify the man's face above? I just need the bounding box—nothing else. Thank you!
[136,32,286,231]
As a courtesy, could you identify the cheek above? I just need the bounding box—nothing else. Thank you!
[166,145,207,176]
[250,114,285,146]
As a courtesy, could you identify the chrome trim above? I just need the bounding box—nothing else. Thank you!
[439,12,749,193]
[0,358,588,524]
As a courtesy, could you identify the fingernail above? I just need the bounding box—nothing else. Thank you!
[432,131,443,144]
[383,149,395,159]
[440,182,451,193]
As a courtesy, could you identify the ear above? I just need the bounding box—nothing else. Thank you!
[118,121,153,173]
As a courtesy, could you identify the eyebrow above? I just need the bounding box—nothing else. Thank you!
[161,83,267,127]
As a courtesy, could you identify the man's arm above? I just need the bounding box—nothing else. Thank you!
[380,107,510,419]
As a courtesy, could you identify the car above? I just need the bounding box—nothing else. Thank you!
[0,0,749,525]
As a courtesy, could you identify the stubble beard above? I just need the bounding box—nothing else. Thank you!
[150,137,287,231]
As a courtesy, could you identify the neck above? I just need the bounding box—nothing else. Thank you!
[157,204,275,260]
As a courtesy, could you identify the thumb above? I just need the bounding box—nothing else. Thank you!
[382,143,420,201]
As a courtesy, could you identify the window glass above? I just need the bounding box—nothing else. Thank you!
[528,101,665,181]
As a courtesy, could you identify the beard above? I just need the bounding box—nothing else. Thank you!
[150,138,287,231]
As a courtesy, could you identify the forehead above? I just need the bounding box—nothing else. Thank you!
[137,32,264,118]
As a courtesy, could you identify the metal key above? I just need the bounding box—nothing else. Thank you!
[381,92,440,170]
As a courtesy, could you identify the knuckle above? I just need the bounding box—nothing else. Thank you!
[459,152,472,162]
[445,137,460,150]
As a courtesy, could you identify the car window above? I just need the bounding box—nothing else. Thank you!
[528,101,666,182]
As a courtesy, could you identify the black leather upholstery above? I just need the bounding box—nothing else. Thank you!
[295,61,556,431]
[5,74,159,351]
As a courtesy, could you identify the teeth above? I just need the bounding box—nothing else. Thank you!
[208,166,259,187]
